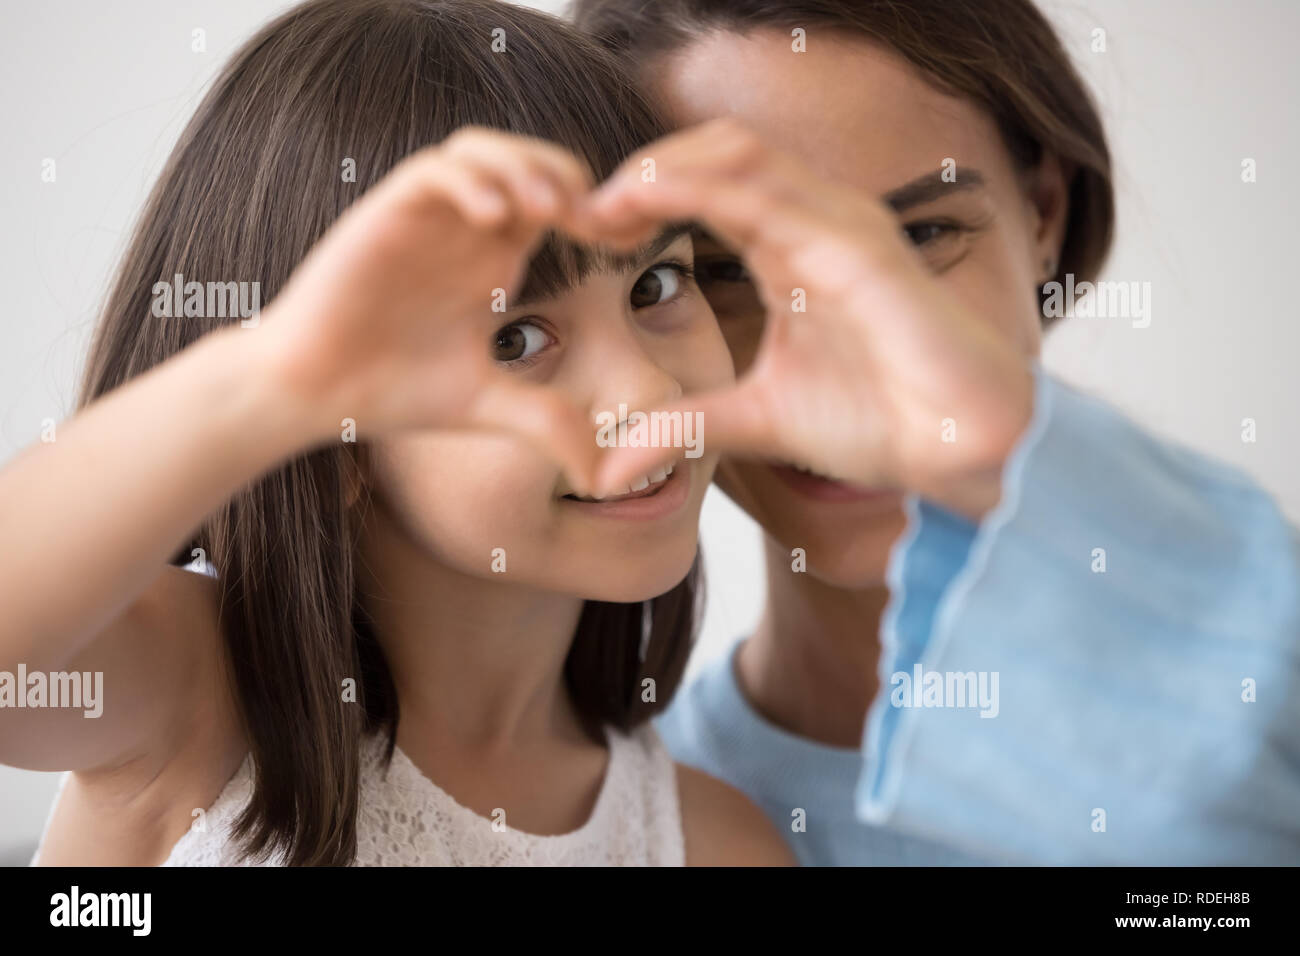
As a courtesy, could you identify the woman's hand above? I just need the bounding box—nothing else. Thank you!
[259,129,602,494]
[576,119,1036,518]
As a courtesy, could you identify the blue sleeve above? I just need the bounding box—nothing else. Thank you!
[856,366,1300,864]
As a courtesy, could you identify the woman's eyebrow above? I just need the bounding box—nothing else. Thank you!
[883,169,986,213]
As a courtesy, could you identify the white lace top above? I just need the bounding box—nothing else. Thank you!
[30,723,684,866]
[163,724,684,866]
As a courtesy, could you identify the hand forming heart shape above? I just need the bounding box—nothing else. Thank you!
[575,118,1035,517]
[260,119,1035,516]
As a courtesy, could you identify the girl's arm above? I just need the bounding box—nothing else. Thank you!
[0,326,310,679]
[0,327,315,771]
[0,131,599,772]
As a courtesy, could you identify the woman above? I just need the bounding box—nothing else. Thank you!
[572,0,1300,864]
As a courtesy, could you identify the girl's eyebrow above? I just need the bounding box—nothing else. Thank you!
[620,222,698,272]
[511,223,696,309]
[884,169,986,213]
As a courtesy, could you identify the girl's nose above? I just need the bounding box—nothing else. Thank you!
[583,343,684,439]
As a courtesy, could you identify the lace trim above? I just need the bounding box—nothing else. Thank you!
[160,723,683,866]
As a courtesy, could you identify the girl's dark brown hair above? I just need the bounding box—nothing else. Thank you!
[571,0,1116,320]
[77,0,699,866]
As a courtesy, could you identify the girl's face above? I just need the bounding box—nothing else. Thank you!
[651,28,1065,588]
[364,231,732,602]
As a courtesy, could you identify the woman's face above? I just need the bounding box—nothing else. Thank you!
[365,230,733,602]
[650,28,1064,587]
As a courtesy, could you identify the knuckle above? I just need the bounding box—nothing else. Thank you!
[708,115,749,138]
[716,117,761,150]
[443,126,494,152]
[724,131,767,176]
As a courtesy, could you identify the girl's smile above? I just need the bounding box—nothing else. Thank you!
[559,459,690,520]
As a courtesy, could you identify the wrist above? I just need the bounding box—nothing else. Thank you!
[202,321,339,455]
[245,314,358,449]
[919,468,1006,522]
[915,361,1036,521]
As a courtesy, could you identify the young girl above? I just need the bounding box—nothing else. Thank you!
[574,0,1300,864]
[7,0,790,866]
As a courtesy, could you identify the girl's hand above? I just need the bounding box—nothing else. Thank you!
[577,119,1035,518]
[260,129,602,493]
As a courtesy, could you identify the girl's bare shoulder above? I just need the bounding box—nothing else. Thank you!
[675,762,796,866]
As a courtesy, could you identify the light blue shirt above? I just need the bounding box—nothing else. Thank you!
[657,637,990,865]
[660,368,1300,865]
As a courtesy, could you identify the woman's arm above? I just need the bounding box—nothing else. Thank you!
[859,367,1300,864]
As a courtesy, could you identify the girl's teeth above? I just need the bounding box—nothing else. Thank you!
[569,464,676,502]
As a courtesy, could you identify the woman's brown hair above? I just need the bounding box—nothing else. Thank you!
[77,0,700,866]
[571,0,1116,319]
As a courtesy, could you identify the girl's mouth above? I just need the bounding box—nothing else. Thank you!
[560,463,689,520]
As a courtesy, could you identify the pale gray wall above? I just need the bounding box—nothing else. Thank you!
[2,0,1296,862]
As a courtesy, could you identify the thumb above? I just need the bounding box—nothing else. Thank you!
[592,381,775,496]
[466,378,600,497]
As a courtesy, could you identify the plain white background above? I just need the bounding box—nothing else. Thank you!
[2,0,1297,862]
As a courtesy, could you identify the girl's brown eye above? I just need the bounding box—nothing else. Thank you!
[493,322,548,363]
[630,265,685,309]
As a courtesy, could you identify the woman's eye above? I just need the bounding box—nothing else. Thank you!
[492,321,550,364]
[903,221,957,246]
[695,258,751,284]
[629,264,689,309]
